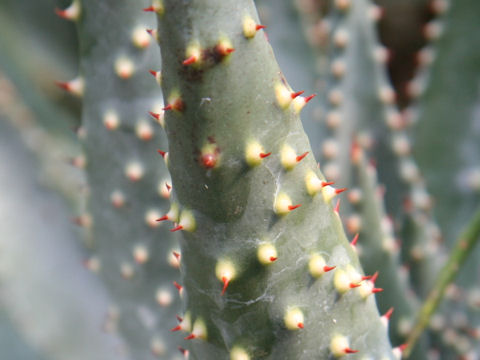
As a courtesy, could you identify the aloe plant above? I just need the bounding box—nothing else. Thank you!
[0,0,479,359]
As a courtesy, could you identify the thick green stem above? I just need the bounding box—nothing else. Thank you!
[158,0,394,358]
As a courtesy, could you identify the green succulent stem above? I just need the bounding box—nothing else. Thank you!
[404,208,480,358]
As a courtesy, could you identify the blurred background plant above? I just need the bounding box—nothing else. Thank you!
[0,0,479,359]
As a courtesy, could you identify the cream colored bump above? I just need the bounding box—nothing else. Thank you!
[284,307,304,330]
[330,59,346,78]
[150,337,166,356]
[292,95,309,114]
[326,111,342,129]
[190,318,208,340]
[328,89,343,106]
[133,244,149,264]
[322,185,337,203]
[399,159,419,183]
[230,346,250,360]
[148,0,164,14]
[333,28,349,48]
[333,268,351,294]
[84,256,101,273]
[56,0,81,21]
[322,139,339,159]
[330,334,350,357]
[103,110,120,130]
[151,102,165,127]
[215,259,236,284]
[63,76,85,97]
[135,120,154,141]
[280,144,297,170]
[274,192,293,216]
[334,0,351,11]
[120,262,135,279]
[184,41,202,66]
[166,203,180,223]
[257,243,278,265]
[245,140,266,167]
[243,15,259,38]
[305,170,323,196]
[145,209,162,228]
[158,179,172,199]
[155,288,173,307]
[132,26,151,49]
[346,214,362,234]
[373,46,389,64]
[125,162,144,181]
[178,210,196,232]
[168,249,181,269]
[114,56,135,79]
[308,253,328,278]
[378,86,395,104]
[181,312,192,332]
[275,82,292,109]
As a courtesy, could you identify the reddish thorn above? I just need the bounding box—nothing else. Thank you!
[156,215,168,222]
[173,251,180,260]
[149,111,160,120]
[296,151,309,162]
[162,104,173,111]
[182,55,197,66]
[370,271,379,283]
[321,181,335,187]
[54,8,68,19]
[221,276,229,295]
[269,256,278,262]
[224,47,235,54]
[170,225,183,232]
[288,204,301,211]
[259,152,271,158]
[344,348,359,354]
[335,188,347,194]
[166,182,172,191]
[323,265,336,272]
[170,325,182,332]
[55,81,70,91]
[351,233,359,246]
[201,153,217,168]
[176,315,183,322]
[290,90,305,99]
[149,69,157,77]
[398,344,407,352]
[143,6,155,11]
[372,288,384,293]
[334,199,341,213]
[146,29,154,35]
[361,275,372,281]
[297,322,304,329]
[178,347,188,356]
[157,149,166,158]
[383,307,394,320]
[349,283,361,289]
[173,281,183,291]
[304,93,317,103]
[184,334,195,340]
[255,24,266,31]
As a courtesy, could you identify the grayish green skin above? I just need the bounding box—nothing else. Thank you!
[0,119,123,360]
[77,1,182,359]
[158,0,394,358]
